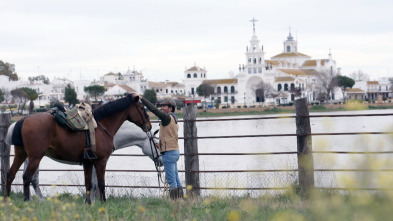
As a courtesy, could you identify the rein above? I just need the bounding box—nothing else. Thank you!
[97,121,113,138]
[145,130,166,189]
[134,101,165,187]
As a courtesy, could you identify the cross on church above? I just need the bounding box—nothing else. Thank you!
[250,17,258,32]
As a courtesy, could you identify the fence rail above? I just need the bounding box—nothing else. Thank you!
[1,98,393,197]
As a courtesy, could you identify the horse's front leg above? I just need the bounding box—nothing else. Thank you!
[90,166,98,204]
[82,162,93,204]
[94,161,107,202]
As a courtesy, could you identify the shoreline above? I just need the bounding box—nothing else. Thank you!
[8,103,393,122]
[147,102,393,120]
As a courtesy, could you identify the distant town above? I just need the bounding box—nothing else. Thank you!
[1,26,392,114]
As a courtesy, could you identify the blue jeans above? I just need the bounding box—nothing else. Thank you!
[162,150,182,190]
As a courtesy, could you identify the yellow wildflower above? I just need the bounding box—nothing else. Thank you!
[138,206,146,213]
[98,207,106,214]
[227,210,241,221]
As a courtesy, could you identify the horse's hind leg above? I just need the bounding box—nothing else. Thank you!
[5,146,27,201]
[23,157,43,201]
[24,159,44,201]
[82,162,93,204]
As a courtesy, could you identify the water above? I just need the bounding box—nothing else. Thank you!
[9,109,393,197]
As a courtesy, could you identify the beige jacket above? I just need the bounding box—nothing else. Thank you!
[159,115,179,152]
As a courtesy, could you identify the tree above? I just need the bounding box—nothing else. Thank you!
[143,89,157,104]
[28,75,50,84]
[214,98,221,109]
[23,87,38,114]
[253,81,275,106]
[350,70,369,81]
[84,85,105,101]
[196,83,215,108]
[64,84,79,107]
[337,75,355,103]
[289,87,302,99]
[1,88,13,113]
[11,88,29,114]
[316,70,338,103]
[0,88,4,104]
[0,60,18,81]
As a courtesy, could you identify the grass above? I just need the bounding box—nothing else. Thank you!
[2,190,393,220]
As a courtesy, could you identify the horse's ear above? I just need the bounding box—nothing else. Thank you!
[131,93,140,102]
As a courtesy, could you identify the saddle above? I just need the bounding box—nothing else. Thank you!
[51,102,98,160]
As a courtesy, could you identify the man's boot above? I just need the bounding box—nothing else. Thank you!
[169,188,178,200]
[177,187,184,199]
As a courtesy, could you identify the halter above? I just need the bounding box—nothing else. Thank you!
[135,101,151,132]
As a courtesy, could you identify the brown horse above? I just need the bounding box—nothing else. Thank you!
[4,94,151,203]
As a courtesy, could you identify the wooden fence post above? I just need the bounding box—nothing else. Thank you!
[295,98,314,197]
[0,113,11,195]
[183,103,200,196]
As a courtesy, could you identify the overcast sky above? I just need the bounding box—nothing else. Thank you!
[0,0,392,83]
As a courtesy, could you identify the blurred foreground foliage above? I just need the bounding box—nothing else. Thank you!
[1,189,393,221]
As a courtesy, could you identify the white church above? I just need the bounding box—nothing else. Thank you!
[182,19,342,106]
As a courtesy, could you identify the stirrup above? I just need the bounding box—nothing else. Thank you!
[84,149,97,160]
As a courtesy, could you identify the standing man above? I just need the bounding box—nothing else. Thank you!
[134,94,183,200]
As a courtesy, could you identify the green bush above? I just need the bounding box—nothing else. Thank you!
[310,105,327,111]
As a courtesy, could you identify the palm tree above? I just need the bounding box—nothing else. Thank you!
[23,87,38,114]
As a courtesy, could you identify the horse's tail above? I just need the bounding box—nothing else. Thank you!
[5,119,25,147]
[5,122,16,145]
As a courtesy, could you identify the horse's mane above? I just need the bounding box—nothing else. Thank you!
[93,95,134,121]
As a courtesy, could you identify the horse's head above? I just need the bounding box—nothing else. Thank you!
[127,95,152,132]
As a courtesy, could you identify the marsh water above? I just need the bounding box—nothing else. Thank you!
[9,109,393,197]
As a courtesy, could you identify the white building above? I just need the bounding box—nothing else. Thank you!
[148,80,185,99]
[183,22,343,106]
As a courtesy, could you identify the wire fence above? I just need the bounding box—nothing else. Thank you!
[2,104,393,198]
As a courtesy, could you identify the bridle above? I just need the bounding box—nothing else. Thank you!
[134,101,151,132]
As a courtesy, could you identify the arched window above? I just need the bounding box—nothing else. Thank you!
[224,86,228,93]
[193,73,197,78]
[230,86,235,93]
[278,84,282,91]
[284,84,288,91]
[217,86,221,94]
[290,83,295,90]
[253,58,257,64]
[287,46,291,52]
[187,74,191,78]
